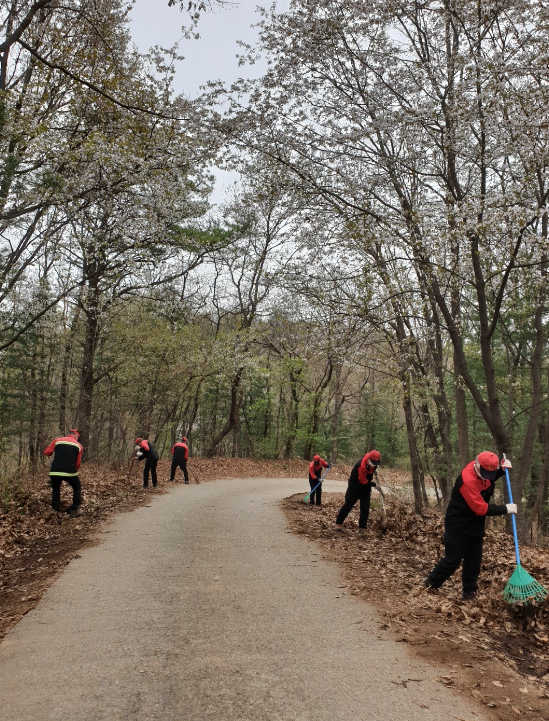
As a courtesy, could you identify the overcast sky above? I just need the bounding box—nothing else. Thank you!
[130,1,289,203]
[130,0,289,96]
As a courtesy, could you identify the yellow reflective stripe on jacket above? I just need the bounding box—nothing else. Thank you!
[49,472,79,477]
[55,441,81,449]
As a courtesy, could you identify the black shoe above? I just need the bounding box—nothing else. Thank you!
[68,508,83,518]
[142,484,148,489]
[423,580,440,594]
[184,481,189,484]
[462,590,476,601]
[152,484,157,488]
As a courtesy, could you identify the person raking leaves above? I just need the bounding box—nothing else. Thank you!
[424,451,517,601]
[44,429,84,517]
[335,449,381,536]
[135,437,159,489]
[170,436,189,484]
[308,454,329,506]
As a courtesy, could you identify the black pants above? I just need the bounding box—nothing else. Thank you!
[143,459,158,487]
[309,475,322,505]
[336,482,372,528]
[426,534,484,594]
[170,459,188,483]
[50,474,82,512]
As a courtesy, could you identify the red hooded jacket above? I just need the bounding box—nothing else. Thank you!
[351,451,380,486]
[309,457,328,480]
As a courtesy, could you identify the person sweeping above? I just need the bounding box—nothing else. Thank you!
[335,449,381,535]
[170,436,189,484]
[424,451,516,601]
[308,454,329,506]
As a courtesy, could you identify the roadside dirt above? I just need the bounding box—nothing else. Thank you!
[282,474,549,721]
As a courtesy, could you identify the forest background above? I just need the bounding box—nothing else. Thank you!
[1,0,549,542]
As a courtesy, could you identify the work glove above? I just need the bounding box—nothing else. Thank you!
[501,458,512,469]
[136,450,144,459]
[370,482,377,488]
[506,503,518,514]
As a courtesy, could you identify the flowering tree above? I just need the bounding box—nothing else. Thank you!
[219,0,549,525]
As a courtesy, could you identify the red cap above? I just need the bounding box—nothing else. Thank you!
[313,454,321,462]
[181,437,188,442]
[135,438,142,445]
[368,450,381,465]
[476,451,500,480]
[69,429,80,438]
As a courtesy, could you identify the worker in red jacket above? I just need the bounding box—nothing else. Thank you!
[170,436,189,484]
[425,451,516,601]
[44,429,83,517]
[335,449,381,535]
[308,454,329,505]
[135,438,159,488]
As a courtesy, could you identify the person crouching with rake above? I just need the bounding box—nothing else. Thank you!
[424,451,517,602]
[308,454,329,506]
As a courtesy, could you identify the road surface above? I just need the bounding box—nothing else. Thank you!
[0,478,487,720]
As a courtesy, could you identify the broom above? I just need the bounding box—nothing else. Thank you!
[502,455,548,604]
[303,464,332,503]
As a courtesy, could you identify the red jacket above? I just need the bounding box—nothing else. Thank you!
[44,436,83,476]
[445,461,506,538]
[171,442,189,462]
[356,452,379,485]
[136,439,158,461]
[309,458,328,480]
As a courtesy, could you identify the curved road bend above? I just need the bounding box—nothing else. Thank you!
[0,478,487,721]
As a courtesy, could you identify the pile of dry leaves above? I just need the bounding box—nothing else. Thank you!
[186,457,351,483]
[283,473,549,721]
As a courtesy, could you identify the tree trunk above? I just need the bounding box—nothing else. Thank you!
[76,279,101,454]
[454,367,470,468]
[59,305,81,434]
[529,415,549,538]
[284,367,300,459]
[330,364,344,463]
[204,368,243,457]
[402,373,424,513]
[303,359,333,460]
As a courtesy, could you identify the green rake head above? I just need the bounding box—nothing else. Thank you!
[503,564,549,605]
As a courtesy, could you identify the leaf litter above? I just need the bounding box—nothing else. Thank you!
[282,472,549,721]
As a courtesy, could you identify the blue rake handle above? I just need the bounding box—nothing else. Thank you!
[304,464,332,502]
[503,453,521,566]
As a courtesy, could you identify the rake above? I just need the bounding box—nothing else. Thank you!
[303,464,332,503]
[127,452,136,481]
[502,455,548,605]
[376,484,386,516]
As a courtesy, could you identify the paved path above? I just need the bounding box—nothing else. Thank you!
[0,478,487,720]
